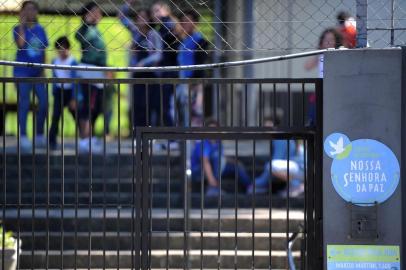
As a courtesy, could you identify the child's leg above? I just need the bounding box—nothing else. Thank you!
[16,83,32,136]
[254,162,271,188]
[222,161,251,188]
[34,83,48,136]
[49,90,62,145]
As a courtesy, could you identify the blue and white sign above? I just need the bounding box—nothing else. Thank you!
[324,133,400,205]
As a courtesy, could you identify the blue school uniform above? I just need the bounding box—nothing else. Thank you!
[13,23,48,77]
[13,23,48,136]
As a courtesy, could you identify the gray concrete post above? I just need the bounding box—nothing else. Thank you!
[323,49,403,269]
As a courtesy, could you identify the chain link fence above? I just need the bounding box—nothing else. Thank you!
[0,0,405,61]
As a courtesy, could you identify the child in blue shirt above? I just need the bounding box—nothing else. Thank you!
[176,9,208,126]
[190,119,251,196]
[49,36,79,149]
[13,1,48,150]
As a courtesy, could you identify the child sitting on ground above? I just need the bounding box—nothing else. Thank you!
[190,119,252,196]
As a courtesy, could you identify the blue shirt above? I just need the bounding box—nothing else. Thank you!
[13,23,48,77]
[191,140,223,179]
[272,140,296,160]
[51,56,78,92]
[178,32,207,78]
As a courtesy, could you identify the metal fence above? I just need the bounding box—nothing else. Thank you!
[0,76,322,269]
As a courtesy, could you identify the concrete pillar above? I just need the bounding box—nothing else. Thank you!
[323,49,404,269]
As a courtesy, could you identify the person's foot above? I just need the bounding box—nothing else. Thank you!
[205,186,220,197]
[79,138,102,153]
[278,183,305,198]
[20,136,31,152]
[35,135,46,148]
[246,184,268,195]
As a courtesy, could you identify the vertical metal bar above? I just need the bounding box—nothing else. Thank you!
[303,139,308,269]
[315,79,324,269]
[146,83,150,126]
[302,83,305,126]
[166,139,171,270]
[286,139,290,269]
[135,97,141,270]
[234,140,238,270]
[202,82,206,127]
[306,136,316,270]
[2,81,6,270]
[230,84,234,127]
[391,0,395,46]
[273,84,277,124]
[45,81,50,270]
[251,140,256,269]
[287,83,291,127]
[74,83,79,270]
[183,139,188,270]
[16,83,21,270]
[269,139,273,269]
[200,140,204,270]
[102,84,107,270]
[88,84,92,270]
[141,133,149,270]
[31,85,36,270]
[61,83,65,270]
[148,139,153,270]
[356,0,368,47]
[174,83,178,127]
[131,82,137,270]
[117,83,122,270]
[188,84,192,127]
[160,83,164,126]
[244,84,248,127]
[217,139,222,270]
[259,83,263,127]
[216,84,220,125]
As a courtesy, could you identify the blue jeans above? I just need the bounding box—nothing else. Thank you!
[192,160,251,188]
[17,82,48,136]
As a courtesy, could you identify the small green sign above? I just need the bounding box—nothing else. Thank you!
[327,245,400,269]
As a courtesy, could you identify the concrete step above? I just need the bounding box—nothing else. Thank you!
[2,208,304,233]
[19,249,300,269]
[19,231,301,251]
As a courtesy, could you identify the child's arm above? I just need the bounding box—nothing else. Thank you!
[203,157,218,187]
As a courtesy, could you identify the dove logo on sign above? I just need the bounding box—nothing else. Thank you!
[324,133,352,159]
[324,133,400,205]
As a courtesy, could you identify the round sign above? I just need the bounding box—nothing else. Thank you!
[324,133,400,206]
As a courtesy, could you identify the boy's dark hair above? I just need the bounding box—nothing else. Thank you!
[182,9,199,22]
[336,11,351,26]
[135,8,155,28]
[21,1,39,11]
[55,36,71,50]
[81,1,98,17]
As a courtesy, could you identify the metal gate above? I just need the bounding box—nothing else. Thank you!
[136,127,322,270]
[0,77,322,269]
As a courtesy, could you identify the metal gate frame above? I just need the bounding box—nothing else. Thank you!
[135,127,323,270]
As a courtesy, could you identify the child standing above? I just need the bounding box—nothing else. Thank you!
[49,36,78,150]
[13,0,49,150]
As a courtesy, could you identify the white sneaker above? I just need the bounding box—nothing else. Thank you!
[79,138,102,153]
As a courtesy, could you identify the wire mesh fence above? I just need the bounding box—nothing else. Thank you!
[0,0,405,62]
